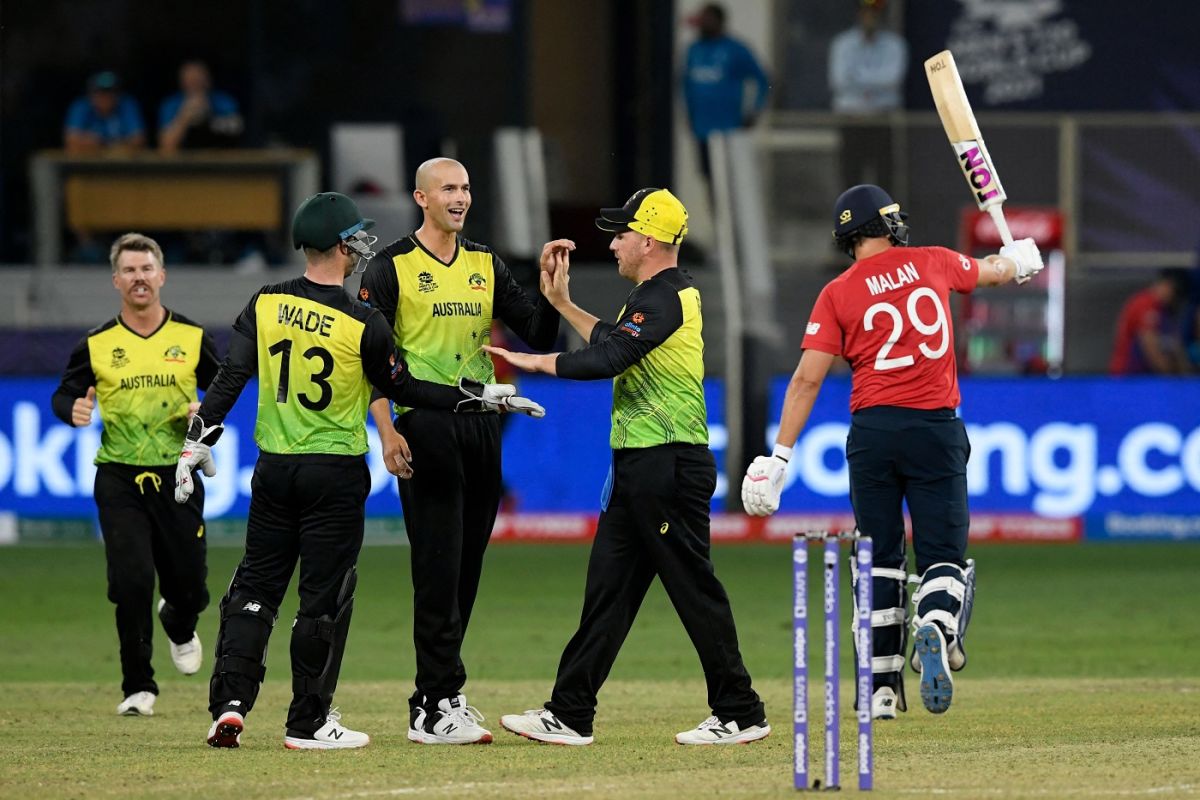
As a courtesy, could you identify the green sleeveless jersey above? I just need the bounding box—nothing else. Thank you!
[53,311,219,466]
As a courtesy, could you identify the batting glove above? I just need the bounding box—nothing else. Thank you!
[175,415,224,504]
[457,378,546,418]
[741,454,788,516]
[1000,238,1044,284]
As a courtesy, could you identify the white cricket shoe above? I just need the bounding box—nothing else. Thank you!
[407,694,493,745]
[207,710,244,748]
[116,691,156,716]
[284,708,370,750]
[914,624,954,714]
[675,716,771,745]
[500,709,593,746]
[158,599,203,675]
[871,686,898,720]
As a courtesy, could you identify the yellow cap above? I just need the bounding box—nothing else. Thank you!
[595,188,689,245]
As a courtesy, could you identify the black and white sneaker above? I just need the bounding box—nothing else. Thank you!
[500,709,593,746]
[675,716,771,745]
[408,694,492,744]
[284,708,369,750]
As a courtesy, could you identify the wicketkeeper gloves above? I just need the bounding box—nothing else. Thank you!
[456,378,546,418]
[741,453,789,516]
[1000,237,1044,284]
[174,415,224,504]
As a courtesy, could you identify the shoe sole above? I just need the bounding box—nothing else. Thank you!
[500,720,592,746]
[914,624,953,714]
[674,727,771,746]
[208,716,243,748]
[283,737,370,750]
[117,708,153,716]
[407,729,493,745]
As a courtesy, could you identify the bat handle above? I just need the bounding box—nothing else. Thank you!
[988,205,1015,246]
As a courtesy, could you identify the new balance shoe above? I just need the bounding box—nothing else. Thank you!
[158,599,203,675]
[675,716,771,745]
[914,623,954,714]
[407,694,492,745]
[207,710,244,748]
[284,708,369,750]
[116,691,156,716]
[871,686,898,720]
[500,709,593,746]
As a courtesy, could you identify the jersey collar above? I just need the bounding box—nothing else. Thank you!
[409,233,459,268]
[117,308,171,340]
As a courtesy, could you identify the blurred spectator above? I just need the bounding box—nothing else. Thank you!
[1182,249,1200,368]
[1109,268,1190,375]
[682,3,770,183]
[828,0,908,187]
[63,71,146,154]
[158,60,244,153]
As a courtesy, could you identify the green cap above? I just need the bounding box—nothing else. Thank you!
[291,192,375,251]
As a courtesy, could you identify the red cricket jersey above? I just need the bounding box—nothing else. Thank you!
[802,246,980,412]
[1108,288,1162,375]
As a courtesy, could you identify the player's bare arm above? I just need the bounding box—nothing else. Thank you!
[776,349,837,448]
[483,345,558,376]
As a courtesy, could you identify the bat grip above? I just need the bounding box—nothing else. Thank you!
[988,206,1015,246]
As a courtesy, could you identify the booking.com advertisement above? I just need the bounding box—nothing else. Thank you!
[0,376,1197,541]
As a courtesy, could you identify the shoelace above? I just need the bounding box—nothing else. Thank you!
[326,707,344,726]
[696,715,722,730]
[444,703,486,727]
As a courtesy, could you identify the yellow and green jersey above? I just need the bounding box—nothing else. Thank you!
[556,268,708,449]
[359,234,561,414]
[194,277,462,457]
[51,310,220,466]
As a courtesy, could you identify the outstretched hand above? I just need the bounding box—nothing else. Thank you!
[483,345,553,375]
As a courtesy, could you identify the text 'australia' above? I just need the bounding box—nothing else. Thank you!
[866,263,920,296]
[120,373,178,391]
[431,301,483,318]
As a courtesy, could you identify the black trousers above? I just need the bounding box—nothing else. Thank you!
[94,462,209,697]
[545,445,764,735]
[208,454,369,734]
[394,408,503,713]
[847,406,971,573]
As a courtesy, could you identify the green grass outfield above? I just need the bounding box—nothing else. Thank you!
[1,541,1198,799]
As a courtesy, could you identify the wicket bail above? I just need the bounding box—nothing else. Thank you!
[793,531,874,791]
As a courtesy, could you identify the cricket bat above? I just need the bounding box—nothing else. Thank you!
[925,49,1014,245]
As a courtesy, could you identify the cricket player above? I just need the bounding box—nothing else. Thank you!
[487,188,769,746]
[742,184,1044,717]
[359,158,561,744]
[177,192,543,750]
[52,232,219,717]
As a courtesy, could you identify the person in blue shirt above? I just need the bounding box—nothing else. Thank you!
[158,60,243,153]
[828,0,909,189]
[64,71,146,154]
[682,3,770,180]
